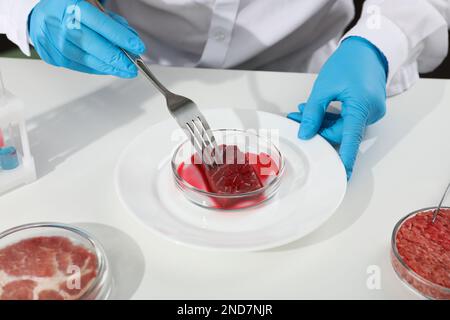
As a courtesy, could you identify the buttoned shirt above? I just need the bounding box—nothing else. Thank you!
[2,0,449,96]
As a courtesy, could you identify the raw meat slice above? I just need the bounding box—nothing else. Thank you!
[204,145,263,194]
[0,280,36,300]
[177,144,280,209]
[38,290,64,300]
[0,236,98,300]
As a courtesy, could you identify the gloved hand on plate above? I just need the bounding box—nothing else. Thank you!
[288,36,388,179]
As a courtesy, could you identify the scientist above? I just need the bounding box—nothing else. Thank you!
[1,0,449,178]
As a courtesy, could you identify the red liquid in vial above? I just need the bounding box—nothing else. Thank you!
[177,144,279,209]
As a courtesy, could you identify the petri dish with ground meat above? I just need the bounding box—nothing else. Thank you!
[391,207,450,300]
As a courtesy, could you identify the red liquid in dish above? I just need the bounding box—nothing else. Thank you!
[177,144,279,209]
[0,236,98,300]
[393,209,450,299]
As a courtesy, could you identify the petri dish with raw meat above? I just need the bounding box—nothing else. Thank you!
[172,129,285,210]
[0,223,112,300]
[391,207,450,300]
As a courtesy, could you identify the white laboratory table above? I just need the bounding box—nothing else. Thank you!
[0,57,449,299]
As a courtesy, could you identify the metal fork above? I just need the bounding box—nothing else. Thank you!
[432,181,450,223]
[127,52,219,165]
[87,0,219,165]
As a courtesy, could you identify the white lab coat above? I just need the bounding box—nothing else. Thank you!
[1,0,449,96]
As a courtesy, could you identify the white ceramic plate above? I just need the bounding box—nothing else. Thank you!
[115,109,347,251]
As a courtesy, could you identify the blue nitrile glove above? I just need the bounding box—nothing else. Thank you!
[287,36,388,179]
[28,0,146,78]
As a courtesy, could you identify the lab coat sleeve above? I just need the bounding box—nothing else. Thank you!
[0,0,40,56]
[342,0,450,96]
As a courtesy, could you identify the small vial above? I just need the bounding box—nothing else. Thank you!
[0,70,36,194]
[0,146,19,170]
[0,129,4,147]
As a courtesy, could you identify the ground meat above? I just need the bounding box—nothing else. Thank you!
[393,208,450,299]
[0,236,98,300]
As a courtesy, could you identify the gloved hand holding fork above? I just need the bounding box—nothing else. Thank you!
[28,0,146,78]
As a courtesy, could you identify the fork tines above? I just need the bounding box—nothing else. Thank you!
[185,116,219,167]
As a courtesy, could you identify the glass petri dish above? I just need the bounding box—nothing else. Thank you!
[172,129,285,210]
[0,222,112,300]
[391,207,450,300]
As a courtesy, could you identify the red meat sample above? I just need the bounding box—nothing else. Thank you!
[394,208,450,299]
[177,144,279,209]
[0,280,36,300]
[205,145,263,194]
[0,236,98,300]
